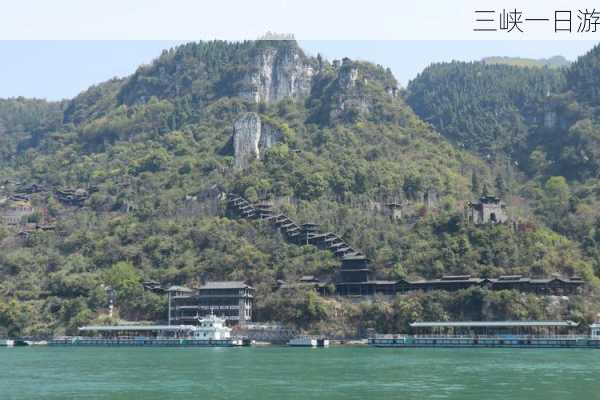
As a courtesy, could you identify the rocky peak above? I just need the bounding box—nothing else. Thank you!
[238,44,314,103]
[305,57,401,125]
[338,58,360,90]
[330,60,398,120]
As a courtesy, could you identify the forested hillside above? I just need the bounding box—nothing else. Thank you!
[481,55,570,69]
[407,61,566,159]
[1,40,599,337]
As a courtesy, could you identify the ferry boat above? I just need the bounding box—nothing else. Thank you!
[49,314,245,347]
[0,339,31,347]
[288,336,329,347]
[369,320,600,349]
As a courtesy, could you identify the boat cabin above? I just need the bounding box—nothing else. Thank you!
[193,314,232,340]
[78,325,196,339]
[591,324,600,339]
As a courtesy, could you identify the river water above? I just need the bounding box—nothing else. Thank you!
[0,346,597,399]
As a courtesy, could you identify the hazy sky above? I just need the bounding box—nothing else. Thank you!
[0,41,596,101]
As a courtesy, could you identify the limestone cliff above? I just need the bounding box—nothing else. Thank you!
[259,123,282,150]
[333,58,398,118]
[233,113,282,169]
[239,46,314,103]
[233,113,261,170]
[306,57,400,124]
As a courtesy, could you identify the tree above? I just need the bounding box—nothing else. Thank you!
[471,171,480,194]
[103,262,140,291]
[543,176,570,213]
[0,300,31,337]
[528,149,550,175]
[297,173,327,200]
[102,262,142,314]
[482,183,489,197]
[495,174,507,198]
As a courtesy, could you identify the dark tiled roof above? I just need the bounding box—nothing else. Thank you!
[199,281,253,290]
[411,278,484,284]
[441,275,472,281]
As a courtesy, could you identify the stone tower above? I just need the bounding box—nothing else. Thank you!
[466,195,508,224]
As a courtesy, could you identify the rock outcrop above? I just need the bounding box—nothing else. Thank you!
[233,113,282,169]
[233,113,262,170]
[259,123,282,150]
[239,46,314,103]
[308,57,400,123]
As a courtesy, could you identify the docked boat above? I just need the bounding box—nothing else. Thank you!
[369,320,600,349]
[0,339,32,347]
[288,336,329,347]
[49,314,244,347]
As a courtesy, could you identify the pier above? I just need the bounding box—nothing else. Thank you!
[369,320,600,348]
[49,315,246,347]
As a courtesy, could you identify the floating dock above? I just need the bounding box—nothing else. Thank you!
[48,338,239,347]
[49,317,247,347]
[288,336,330,347]
[369,321,600,348]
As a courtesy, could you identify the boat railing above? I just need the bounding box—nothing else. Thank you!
[411,334,585,340]
[373,334,407,339]
[295,335,327,340]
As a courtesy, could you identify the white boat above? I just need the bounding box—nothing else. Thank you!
[192,314,234,341]
[288,336,329,347]
[0,339,15,347]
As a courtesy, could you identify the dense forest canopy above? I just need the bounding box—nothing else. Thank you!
[1,40,600,337]
[407,61,566,159]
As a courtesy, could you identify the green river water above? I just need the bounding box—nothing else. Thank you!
[0,346,598,399]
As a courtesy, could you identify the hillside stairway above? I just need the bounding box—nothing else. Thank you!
[226,193,363,259]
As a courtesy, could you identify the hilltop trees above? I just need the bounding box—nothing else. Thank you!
[407,61,565,159]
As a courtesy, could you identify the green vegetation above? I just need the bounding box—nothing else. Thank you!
[407,61,565,158]
[482,55,570,69]
[1,40,600,337]
[408,44,600,279]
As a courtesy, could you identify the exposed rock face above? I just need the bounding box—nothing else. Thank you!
[259,123,282,150]
[333,63,371,117]
[338,65,359,90]
[233,113,261,169]
[239,47,314,103]
[233,113,282,169]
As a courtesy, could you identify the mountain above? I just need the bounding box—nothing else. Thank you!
[407,45,600,181]
[407,44,600,292]
[0,40,598,337]
[482,55,570,69]
[406,61,566,159]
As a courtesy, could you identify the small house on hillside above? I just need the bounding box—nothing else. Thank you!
[0,199,34,226]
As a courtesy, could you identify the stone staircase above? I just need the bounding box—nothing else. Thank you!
[226,193,363,259]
